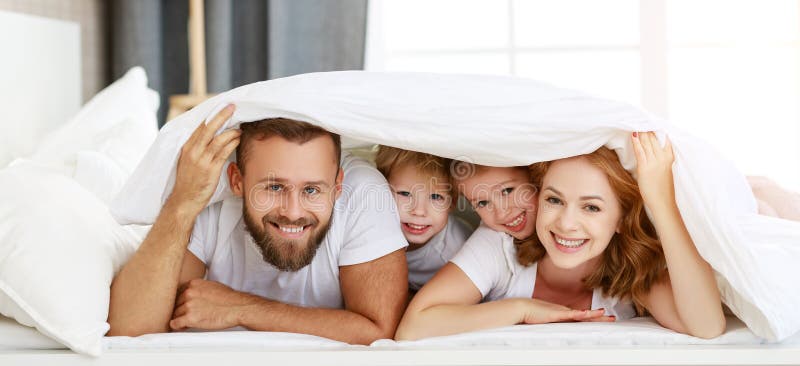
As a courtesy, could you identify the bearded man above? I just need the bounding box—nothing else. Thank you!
[108,105,408,344]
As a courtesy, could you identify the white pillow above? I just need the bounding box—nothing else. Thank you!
[0,163,143,356]
[0,314,65,350]
[73,151,129,206]
[29,66,159,201]
[0,67,158,355]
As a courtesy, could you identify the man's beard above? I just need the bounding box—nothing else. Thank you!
[242,207,332,272]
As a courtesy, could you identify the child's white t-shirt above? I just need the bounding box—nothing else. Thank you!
[188,153,408,309]
[406,215,474,290]
[450,224,637,320]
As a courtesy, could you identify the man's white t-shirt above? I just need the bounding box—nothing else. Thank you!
[188,153,408,309]
[406,215,473,290]
[450,224,637,320]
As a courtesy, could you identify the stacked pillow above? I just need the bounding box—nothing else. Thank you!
[0,67,158,355]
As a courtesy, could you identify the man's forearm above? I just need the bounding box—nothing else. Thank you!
[107,200,198,336]
[236,296,394,345]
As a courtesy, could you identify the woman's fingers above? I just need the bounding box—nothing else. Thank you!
[633,131,674,165]
[571,309,605,320]
[548,309,602,323]
[640,131,657,160]
[580,315,616,323]
[632,132,647,165]
[663,136,674,161]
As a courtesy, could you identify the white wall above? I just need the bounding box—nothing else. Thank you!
[0,10,81,167]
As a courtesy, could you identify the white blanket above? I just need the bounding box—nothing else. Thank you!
[111,71,800,341]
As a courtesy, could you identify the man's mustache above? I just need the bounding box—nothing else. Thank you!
[262,214,317,228]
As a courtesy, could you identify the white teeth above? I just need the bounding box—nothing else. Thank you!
[407,223,427,230]
[279,226,304,233]
[555,236,586,247]
[504,213,524,227]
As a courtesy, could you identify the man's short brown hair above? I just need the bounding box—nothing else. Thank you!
[236,118,341,174]
[375,146,455,198]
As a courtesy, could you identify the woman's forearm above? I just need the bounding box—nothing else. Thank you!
[395,298,525,340]
[649,200,726,338]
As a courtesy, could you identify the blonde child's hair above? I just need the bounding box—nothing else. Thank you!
[375,146,456,200]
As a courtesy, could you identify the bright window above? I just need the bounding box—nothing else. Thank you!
[365,0,800,190]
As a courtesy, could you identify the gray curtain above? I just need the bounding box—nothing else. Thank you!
[111,0,368,125]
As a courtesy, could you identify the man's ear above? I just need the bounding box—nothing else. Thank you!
[228,162,244,197]
[333,169,344,200]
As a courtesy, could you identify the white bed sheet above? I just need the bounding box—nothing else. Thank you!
[3,316,799,365]
[99,317,797,352]
[0,316,65,350]
[5,315,796,352]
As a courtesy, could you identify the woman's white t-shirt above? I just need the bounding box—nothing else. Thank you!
[450,224,637,320]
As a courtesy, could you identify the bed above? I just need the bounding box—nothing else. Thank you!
[1,9,800,366]
[3,314,800,365]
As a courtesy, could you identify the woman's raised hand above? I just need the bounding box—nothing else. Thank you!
[631,131,675,208]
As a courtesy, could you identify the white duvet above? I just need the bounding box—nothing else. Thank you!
[111,71,800,342]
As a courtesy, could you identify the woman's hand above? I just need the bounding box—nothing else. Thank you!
[631,131,675,209]
[168,104,241,216]
[520,298,615,324]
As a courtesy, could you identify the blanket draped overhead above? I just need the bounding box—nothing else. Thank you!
[111,71,800,341]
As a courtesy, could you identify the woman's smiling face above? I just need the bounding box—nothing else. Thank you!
[458,166,537,240]
[536,156,623,269]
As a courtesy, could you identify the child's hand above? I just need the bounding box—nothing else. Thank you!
[631,131,675,208]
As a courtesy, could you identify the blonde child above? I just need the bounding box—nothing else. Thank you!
[375,146,473,291]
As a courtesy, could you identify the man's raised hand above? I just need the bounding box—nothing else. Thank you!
[169,104,241,216]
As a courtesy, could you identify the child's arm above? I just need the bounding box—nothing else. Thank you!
[631,132,726,339]
[394,263,611,340]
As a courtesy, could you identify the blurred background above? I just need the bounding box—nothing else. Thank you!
[1,0,798,190]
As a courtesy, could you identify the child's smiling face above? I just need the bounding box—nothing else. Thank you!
[388,164,452,249]
[458,166,537,240]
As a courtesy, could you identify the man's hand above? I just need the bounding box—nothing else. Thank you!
[169,104,241,216]
[169,279,258,331]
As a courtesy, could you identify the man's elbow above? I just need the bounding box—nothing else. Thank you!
[106,318,169,337]
[352,322,397,345]
[345,316,400,345]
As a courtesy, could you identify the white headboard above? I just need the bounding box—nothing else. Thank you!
[0,10,81,167]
